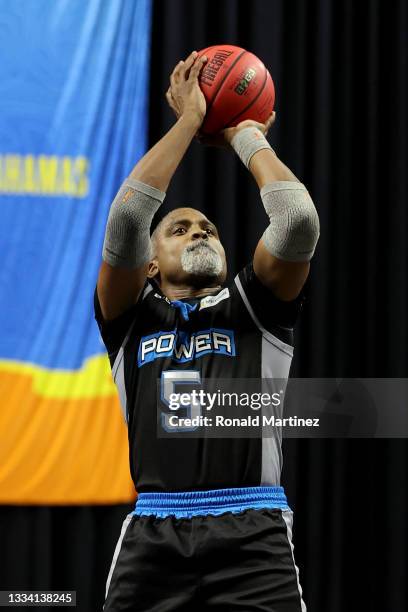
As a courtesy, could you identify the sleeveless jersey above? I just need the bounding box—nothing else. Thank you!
[94,262,305,492]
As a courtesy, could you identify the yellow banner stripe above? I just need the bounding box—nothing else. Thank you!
[0,354,117,399]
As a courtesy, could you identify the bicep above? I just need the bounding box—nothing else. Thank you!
[253,238,310,301]
[96,260,148,321]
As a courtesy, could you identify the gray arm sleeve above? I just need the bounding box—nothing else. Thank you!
[102,177,165,268]
[261,181,320,262]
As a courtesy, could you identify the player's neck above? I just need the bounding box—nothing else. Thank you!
[159,281,222,301]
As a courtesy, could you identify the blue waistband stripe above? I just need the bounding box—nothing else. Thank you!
[133,486,290,518]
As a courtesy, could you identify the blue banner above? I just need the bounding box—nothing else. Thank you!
[0,0,151,503]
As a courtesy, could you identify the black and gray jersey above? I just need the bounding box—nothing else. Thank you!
[94,262,305,493]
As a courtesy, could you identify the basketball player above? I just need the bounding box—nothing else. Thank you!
[96,51,319,611]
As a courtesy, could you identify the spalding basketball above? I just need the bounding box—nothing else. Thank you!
[196,44,275,135]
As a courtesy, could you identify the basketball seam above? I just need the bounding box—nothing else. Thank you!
[203,49,247,119]
[225,65,269,128]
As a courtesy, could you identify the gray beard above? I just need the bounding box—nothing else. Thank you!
[180,241,223,278]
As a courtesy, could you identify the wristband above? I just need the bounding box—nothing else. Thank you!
[230,127,275,168]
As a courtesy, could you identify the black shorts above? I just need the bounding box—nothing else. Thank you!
[103,487,306,611]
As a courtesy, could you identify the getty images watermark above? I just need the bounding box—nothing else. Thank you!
[165,388,319,430]
[156,378,408,438]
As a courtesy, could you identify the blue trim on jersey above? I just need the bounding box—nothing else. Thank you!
[132,486,290,518]
[170,300,198,321]
[137,327,236,367]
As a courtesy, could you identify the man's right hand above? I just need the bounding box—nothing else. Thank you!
[166,51,207,126]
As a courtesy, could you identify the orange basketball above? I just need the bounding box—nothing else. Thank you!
[197,44,275,135]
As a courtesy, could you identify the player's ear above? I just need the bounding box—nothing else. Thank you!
[147,258,160,279]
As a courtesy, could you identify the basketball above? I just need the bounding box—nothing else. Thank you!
[196,44,275,135]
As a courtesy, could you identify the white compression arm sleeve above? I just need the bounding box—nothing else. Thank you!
[102,178,165,268]
[261,181,320,262]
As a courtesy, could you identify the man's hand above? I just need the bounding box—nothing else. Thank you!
[196,112,276,149]
[166,51,208,126]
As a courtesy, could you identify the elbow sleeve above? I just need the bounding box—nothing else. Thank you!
[102,178,165,269]
[261,181,320,262]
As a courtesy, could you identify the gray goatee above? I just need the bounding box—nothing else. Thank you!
[181,240,223,277]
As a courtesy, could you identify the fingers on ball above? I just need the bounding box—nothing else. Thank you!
[190,55,207,78]
[184,50,197,67]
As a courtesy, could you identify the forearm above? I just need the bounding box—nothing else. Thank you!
[102,114,199,269]
[248,149,299,189]
[230,126,299,188]
[231,126,319,262]
[129,111,201,191]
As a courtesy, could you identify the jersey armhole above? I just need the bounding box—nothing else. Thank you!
[233,273,294,357]
[93,281,153,362]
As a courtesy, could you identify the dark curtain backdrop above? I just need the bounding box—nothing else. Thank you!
[1,1,407,611]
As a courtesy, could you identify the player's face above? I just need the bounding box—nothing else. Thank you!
[150,208,227,287]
